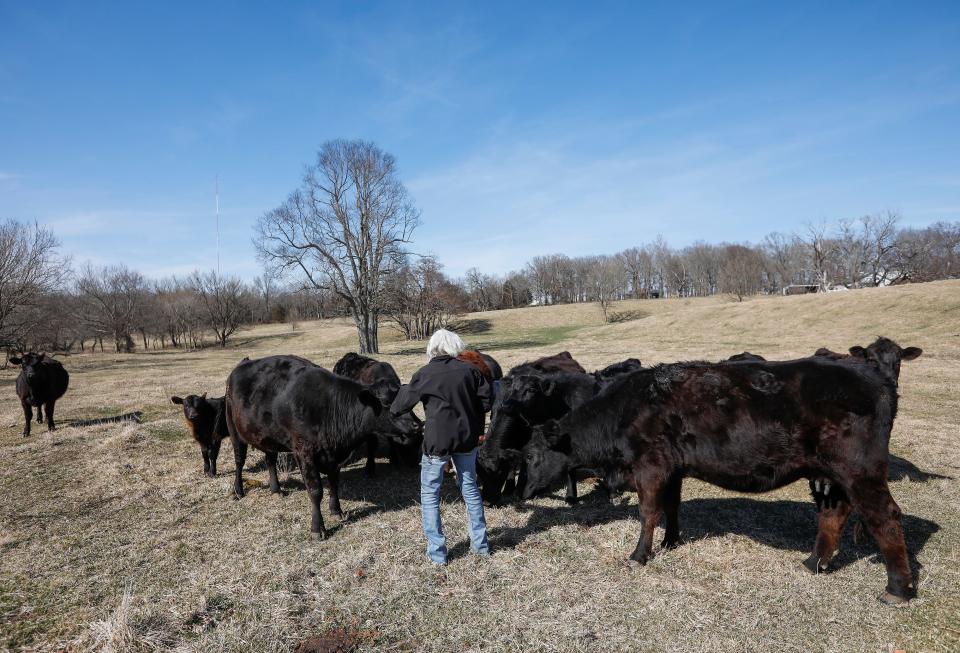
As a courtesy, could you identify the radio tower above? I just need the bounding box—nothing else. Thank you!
[215,175,221,275]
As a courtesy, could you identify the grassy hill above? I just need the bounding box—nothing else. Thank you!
[2,280,958,651]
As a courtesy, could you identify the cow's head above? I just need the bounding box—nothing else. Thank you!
[520,419,573,500]
[848,337,922,383]
[362,380,423,445]
[171,393,210,422]
[9,352,46,383]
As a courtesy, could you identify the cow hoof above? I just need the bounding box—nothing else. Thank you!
[21,432,30,438]
[627,554,649,567]
[661,537,685,550]
[311,530,327,541]
[233,488,245,500]
[47,426,56,432]
[801,555,830,575]
[878,591,911,607]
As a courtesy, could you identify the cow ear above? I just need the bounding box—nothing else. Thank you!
[171,396,184,405]
[902,346,923,361]
[8,357,21,365]
[201,392,207,399]
[848,346,868,359]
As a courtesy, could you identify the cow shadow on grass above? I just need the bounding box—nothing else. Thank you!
[460,487,939,574]
[889,454,953,482]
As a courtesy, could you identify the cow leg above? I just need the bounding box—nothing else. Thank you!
[327,467,344,518]
[232,436,248,499]
[36,404,44,424]
[629,474,666,565]
[365,435,377,478]
[300,454,327,539]
[201,448,211,476]
[803,497,852,574]
[847,480,914,604]
[44,401,56,431]
[565,469,578,505]
[265,451,282,494]
[661,475,684,549]
[20,399,32,437]
[208,439,222,477]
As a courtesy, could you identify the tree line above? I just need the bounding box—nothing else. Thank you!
[4,140,959,355]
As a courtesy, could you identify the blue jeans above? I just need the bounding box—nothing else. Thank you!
[420,449,490,564]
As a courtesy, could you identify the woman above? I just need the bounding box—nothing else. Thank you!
[390,329,491,565]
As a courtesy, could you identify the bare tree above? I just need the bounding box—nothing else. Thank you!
[862,212,901,286]
[591,255,624,321]
[385,257,467,339]
[75,264,148,352]
[719,244,766,301]
[190,270,249,348]
[0,220,69,353]
[803,222,835,290]
[255,140,420,353]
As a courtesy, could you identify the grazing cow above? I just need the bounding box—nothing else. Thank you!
[478,351,588,504]
[10,353,69,437]
[521,340,921,604]
[225,355,422,538]
[332,352,419,474]
[481,354,639,505]
[170,393,229,477]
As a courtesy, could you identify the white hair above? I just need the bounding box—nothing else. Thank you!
[427,328,466,359]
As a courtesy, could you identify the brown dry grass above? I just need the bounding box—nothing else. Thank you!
[1,281,959,652]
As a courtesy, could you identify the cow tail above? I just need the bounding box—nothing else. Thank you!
[215,399,230,439]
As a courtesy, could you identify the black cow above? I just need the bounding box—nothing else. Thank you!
[224,355,421,538]
[521,338,922,605]
[479,352,589,504]
[480,353,640,505]
[10,353,69,437]
[593,358,643,382]
[170,393,229,477]
[332,352,420,475]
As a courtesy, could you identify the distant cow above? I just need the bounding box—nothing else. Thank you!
[171,393,229,477]
[521,338,922,605]
[10,353,69,437]
[332,352,419,474]
[225,355,422,538]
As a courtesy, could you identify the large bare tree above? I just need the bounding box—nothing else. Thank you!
[255,140,419,353]
[0,220,69,353]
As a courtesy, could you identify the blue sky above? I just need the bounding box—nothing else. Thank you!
[1,1,959,280]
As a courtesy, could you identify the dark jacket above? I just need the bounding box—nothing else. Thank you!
[390,355,491,456]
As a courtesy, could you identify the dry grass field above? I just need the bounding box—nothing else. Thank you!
[2,281,959,652]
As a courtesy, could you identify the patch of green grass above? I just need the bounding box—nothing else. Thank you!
[146,423,185,442]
